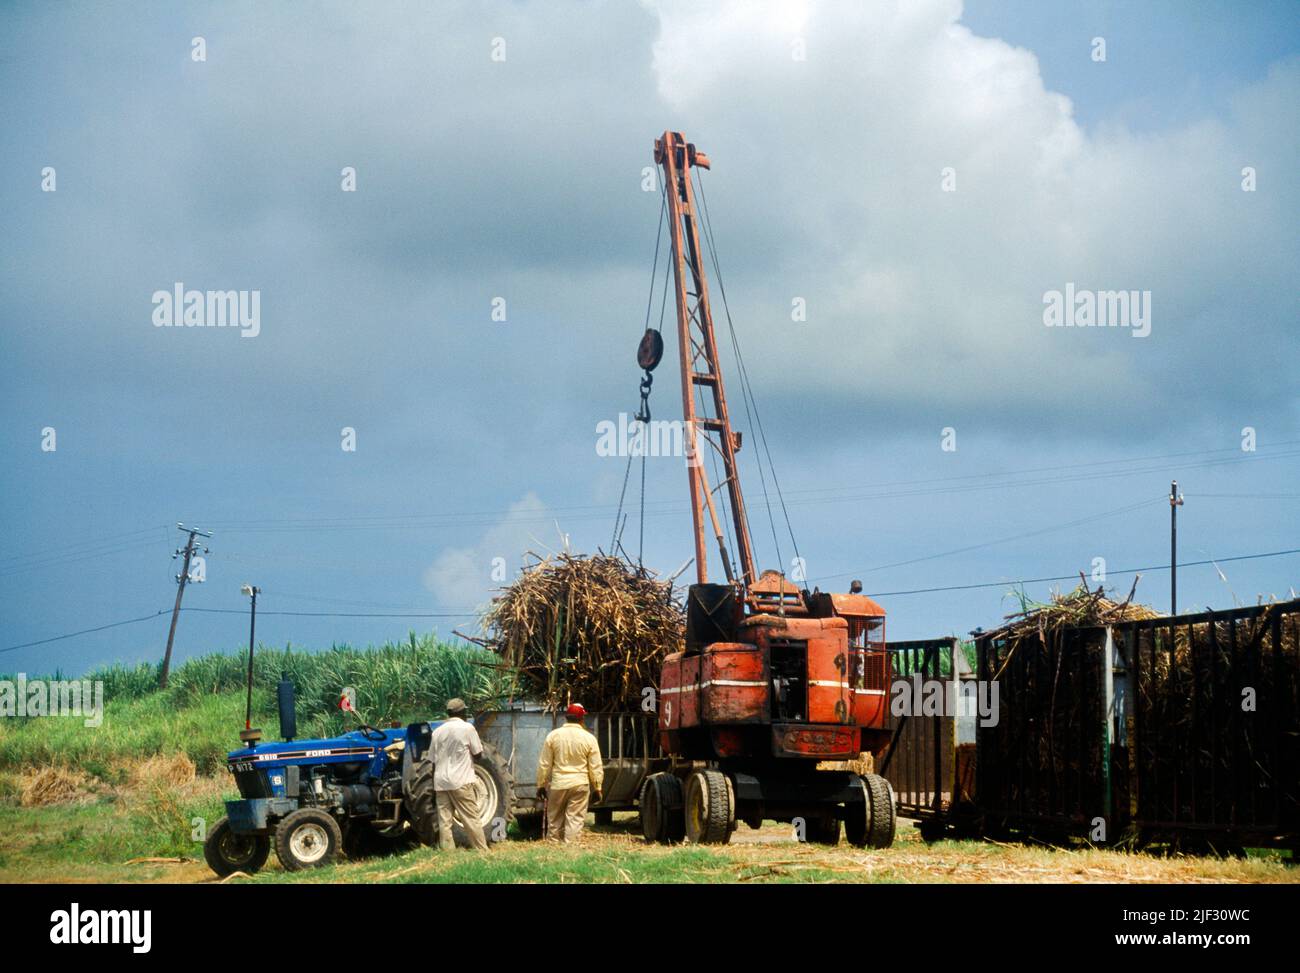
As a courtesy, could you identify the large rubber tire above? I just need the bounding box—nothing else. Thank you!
[639,773,685,844]
[203,816,270,877]
[405,742,514,847]
[845,773,896,848]
[468,742,513,844]
[274,808,343,871]
[406,751,439,845]
[684,770,733,845]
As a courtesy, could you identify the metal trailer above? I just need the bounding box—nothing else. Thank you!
[878,637,981,841]
[475,706,666,829]
[893,599,1300,853]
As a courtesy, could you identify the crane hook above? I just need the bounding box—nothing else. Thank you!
[635,329,663,424]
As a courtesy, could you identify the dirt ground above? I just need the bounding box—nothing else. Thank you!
[7,814,1295,885]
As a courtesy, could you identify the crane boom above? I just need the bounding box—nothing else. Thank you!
[638,134,896,851]
[654,131,756,588]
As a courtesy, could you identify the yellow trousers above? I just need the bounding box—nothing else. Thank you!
[435,783,488,850]
[545,785,589,843]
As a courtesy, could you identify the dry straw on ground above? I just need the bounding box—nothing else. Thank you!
[129,753,196,789]
[20,766,94,807]
[482,553,684,711]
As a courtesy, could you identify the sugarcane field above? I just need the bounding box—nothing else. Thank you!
[3,0,1298,957]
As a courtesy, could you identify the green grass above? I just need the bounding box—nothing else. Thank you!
[249,838,853,884]
[0,630,522,882]
[243,827,1297,885]
[0,786,228,880]
[0,632,510,775]
[2,795,1294,884]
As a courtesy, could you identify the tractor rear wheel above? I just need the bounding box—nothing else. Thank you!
[405,742,513,847]
[470,742,513,843]
[639,773,685,844]
[203,816,270,877]
[684,770,733,845]
[845,773,896,848]
[275,808,343,871]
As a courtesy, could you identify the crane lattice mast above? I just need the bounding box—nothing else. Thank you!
[654,131,756,589]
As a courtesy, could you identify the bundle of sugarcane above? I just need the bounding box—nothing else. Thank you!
[480,552,684,711]
[997,578,1162,643]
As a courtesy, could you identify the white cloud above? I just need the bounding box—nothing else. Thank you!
[643,0,1299,427]
[421,492,551,608]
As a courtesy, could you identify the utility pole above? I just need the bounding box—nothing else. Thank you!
[240,584,262,745]
[160,523,211,688]
[1169,481,1184,616]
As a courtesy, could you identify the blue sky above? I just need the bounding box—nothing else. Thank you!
[2,0,1296,676]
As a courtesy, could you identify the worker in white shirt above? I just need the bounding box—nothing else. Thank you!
[535,703,604,843]
[428,698,488,851]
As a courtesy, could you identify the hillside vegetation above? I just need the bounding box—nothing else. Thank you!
[0,633,509,776]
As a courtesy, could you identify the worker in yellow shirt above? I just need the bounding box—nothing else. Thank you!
[535,703,604,843]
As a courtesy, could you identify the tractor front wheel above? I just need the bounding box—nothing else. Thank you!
[203,816,270,877]
[275,808,343,871]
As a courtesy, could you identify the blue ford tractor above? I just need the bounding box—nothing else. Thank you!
[203,677,512,876]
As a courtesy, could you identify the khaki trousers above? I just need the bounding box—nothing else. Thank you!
[545,785,590,843]
[435,783,488,850]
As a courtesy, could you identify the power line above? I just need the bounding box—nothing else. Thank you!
[0,611,168,654]
[3,444,1295,570]
[858,548,1300,599]
[0,607,478,656]
[1194,492,1300,500]
[0,524,169,566]
[694,166,799,575]
[6,547,1296,657]
[0,534,168,578]
[770,440,1300,501]
[192,443,1299,533]
[255,589,478,612]
[179,607,477,619]
[810,496,1166,582]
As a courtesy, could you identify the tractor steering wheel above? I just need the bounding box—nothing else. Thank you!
[357,724,388,741]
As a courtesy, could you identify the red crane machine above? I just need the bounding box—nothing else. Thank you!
[635,132,897,846]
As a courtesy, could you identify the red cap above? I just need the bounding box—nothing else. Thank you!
[566,703,586,719]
